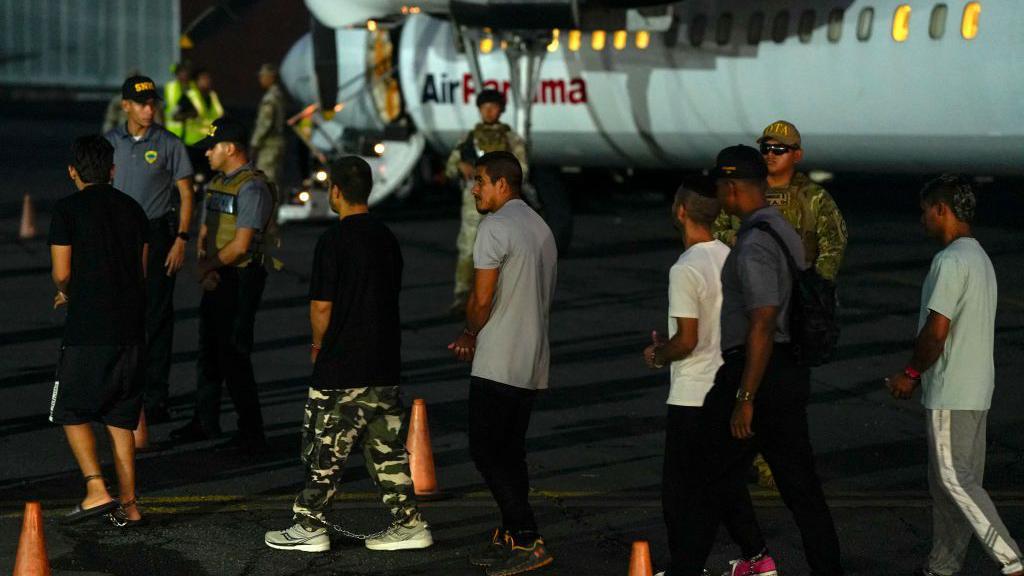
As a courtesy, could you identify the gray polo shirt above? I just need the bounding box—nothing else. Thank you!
[471,199,558,390]
[719,206,806,351]
[105,123,193,219]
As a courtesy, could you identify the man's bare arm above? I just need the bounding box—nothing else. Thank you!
[739,306,778,399]
[310,299,332,363]
[163,177,195,275]
[731,306,778,439]
[51,245,71,293]
[449,267,499,362]
[652,317,699,366]
[910,310,951,373]
[199,228,256,278]
[466,268,499,334]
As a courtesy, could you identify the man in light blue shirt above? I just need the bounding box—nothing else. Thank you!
[887,175,1021,576]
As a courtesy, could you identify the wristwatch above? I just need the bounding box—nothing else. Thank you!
[735,389,756,402]
[176,231,191,241]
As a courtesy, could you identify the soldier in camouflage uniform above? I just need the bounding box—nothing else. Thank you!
[250,63,288,188]
[713,120,848,281]
[713,120,848,491]
[265,156,431,553]
[445,89,528,317]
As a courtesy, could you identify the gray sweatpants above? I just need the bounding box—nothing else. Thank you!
[926,409,1022,575]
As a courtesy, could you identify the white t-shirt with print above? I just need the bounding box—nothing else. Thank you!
[666,239,730,406]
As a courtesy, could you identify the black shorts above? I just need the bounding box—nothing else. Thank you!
[49,345,144,430]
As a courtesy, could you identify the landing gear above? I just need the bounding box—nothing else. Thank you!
[458,25,574,253]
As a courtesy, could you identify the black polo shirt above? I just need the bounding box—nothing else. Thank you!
[309,214,403,389]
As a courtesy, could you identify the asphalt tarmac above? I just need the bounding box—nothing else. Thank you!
[1,143,1022,574]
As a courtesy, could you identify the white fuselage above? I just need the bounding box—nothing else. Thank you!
[286,1,1024,174]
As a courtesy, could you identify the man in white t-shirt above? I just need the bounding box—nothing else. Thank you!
[644,180,774,576]
[886,175,1022,576]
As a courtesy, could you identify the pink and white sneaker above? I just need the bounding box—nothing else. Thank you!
[723,553,778,576]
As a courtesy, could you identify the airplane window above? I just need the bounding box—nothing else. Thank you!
[592,30,607,51]
[827,9,844,42]
[747,12,765,45]
[892,5,911,42]
[772,10,790,44]
[613,30,628,50]
[690,15,708,47]
[480,36,494,54]
[635,30,651,50]
[930,5,948,39]
[547,29,560,53]
[798,10,815,43]
[962,2,981,39]
[716,13,734,45]
[857,8,874,41]
[568,30,582,52]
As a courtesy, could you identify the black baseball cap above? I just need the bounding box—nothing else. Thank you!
[193,118,248,149]
[710,144,768,180]
[121,75,160,103]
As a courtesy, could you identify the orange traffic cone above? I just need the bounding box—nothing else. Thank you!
[134,408,149,451]
[406,398,442,500]
[18,194,36,240]
[13,501,51,576]
[628,541,653,576]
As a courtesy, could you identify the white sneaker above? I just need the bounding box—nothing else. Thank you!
[265,523,330,552]
[364,517,434,551]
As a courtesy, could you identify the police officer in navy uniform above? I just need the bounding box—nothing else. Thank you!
[170,118,275,454]
[105,75,195,429]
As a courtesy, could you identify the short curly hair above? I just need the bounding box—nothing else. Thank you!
[920,174,976,224]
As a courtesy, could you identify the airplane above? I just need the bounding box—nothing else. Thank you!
[276,0,1022,240]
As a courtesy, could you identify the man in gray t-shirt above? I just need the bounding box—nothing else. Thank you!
[448,151,556,574]
[887,176,1021,576]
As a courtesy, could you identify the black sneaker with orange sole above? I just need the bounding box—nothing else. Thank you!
[469,528,509,567]
[485,535,553,576]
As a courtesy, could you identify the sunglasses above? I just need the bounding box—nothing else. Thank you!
[760,143,797,156]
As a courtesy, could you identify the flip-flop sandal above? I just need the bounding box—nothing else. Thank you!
[108,498,147,528]
[62,499,119,525]
[61,474,119,525]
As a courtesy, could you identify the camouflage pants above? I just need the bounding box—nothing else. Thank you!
[254,141,285,187]
[454,183,483,301]
[292,386,420,529]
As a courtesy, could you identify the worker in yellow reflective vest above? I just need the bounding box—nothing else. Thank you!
[164,61,195,139]
[183,68,225,147]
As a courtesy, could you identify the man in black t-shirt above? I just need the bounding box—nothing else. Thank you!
[48,135,150,526]
[265,157,431,553]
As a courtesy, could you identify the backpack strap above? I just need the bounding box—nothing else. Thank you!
[750,221,800,284]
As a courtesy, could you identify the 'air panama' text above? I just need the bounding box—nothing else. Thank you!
[421,73,588,105]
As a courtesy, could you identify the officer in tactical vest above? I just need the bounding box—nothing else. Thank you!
[250,63,288,188]
[712,120,848,491]
[164,60,195,139]
[169,118,276,455]
[444,88,528,317]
